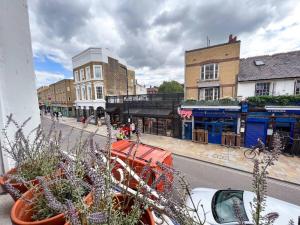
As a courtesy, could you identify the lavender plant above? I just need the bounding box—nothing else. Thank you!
[0,114,62,181]
[235,133,282,225]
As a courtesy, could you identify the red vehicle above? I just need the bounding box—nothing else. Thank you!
[111,140,173,192]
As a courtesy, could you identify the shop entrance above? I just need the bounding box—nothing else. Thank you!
[207,123,222,144]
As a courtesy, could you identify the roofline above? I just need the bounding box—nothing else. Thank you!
[185,40,241,53]
[238,76,300,82]
[240,50,300,60]
[72,47,103,59]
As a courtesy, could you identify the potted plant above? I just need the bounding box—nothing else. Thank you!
[0,115,62,200]
[9,115,205,225]
[10,159,91,225]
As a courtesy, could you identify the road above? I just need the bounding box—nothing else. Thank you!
[42,118,300,205]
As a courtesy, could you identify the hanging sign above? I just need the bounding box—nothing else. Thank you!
[179,109,192,119]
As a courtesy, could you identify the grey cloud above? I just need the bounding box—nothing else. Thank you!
[35,0,91,41]
[28,0,299,87]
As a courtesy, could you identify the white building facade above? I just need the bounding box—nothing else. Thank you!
[0,0,40,181]
[72,48,135,120]
[237,52,300,98]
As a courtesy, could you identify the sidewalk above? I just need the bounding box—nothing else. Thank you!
[45,116,300,185]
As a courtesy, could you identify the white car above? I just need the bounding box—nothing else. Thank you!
[186,188,300,225]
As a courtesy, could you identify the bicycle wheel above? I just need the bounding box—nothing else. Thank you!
[244,150,256,159]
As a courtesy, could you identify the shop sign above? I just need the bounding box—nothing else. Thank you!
[179,109,192,119]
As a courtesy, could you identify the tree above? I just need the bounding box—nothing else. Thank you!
[158,80,183,93]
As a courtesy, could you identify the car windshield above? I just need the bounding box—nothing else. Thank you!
[212,190,248,223]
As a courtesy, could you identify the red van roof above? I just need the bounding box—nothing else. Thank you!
[111,140,172,167]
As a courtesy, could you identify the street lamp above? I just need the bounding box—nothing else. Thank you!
[121,65,130,138]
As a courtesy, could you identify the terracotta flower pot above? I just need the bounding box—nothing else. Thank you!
[0,168,39,201]
[10,188,66,225]
[65,193,155,225]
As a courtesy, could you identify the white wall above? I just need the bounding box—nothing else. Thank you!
[0,0,40,174]
[237,79,297,98]
[135,84,147,95]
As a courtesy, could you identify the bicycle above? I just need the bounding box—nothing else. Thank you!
[244,147,259,159]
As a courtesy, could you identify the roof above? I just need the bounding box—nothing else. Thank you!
[185,40,240,53]
[238,50,300,82]
[124,108,173,117]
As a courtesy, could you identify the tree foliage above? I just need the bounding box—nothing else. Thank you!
[158,80,183,93]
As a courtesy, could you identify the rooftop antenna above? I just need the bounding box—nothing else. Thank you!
[207,36,210,47]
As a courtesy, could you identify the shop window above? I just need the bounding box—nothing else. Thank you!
[201,63,219,80]
[295,80,300,95]
[255,82,270,96]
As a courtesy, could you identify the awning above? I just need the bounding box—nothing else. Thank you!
[105,106,119,113]
[124,108,173,117]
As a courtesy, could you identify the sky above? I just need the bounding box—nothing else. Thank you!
[28,0,300,88]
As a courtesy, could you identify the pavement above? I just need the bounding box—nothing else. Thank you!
[45,115,300,186]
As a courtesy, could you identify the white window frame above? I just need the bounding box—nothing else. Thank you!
[76,87,81,100]
[85,66,91,80]
[200,63,219,81]
[74,70,79,82]
[255,82,270,96]
[295,80,300,95]
[95,85,104,99]
[199,87,219,100]
[81,86,86,100]
[80,69,84,81]
[87,85,92,100]
[93,65,103,80]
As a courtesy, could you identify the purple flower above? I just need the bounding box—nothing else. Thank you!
[88,212,107,224]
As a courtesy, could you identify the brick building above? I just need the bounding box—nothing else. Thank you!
[37,79,76,117]
[185,35,240,100]
[72,48,135,121]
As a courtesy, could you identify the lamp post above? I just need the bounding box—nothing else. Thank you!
[121,65,130,138]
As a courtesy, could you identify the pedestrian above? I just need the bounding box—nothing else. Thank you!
[130,122,136,134]
[55,112,59,121]
[97,117,101,127]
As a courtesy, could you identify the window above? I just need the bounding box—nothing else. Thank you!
[295,80,300,95]
[254,59,265,66]
[80,69,84,81]
[76,88,81,100]
[96,86,103,99]
[81,86,86,100]
[87,86,92,100]
[201,64,218,80]
[255,82,270,96]
[200,87,219,100]
[212,190,248,223]
[74,71,79,82]
[67,87,70,92]
[85,66,91,80]
[94,65,102,79]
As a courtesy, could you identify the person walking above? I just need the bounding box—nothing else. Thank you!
[130,122,136,134]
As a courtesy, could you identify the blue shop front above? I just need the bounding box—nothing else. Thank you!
[181,106,241,145]
[244,106,300,150]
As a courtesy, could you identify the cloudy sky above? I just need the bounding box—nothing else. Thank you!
[28,0,300,88]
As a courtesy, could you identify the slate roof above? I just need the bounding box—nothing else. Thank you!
[238,50,300,82]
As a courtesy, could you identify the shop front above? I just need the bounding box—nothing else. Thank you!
[127,108,180,138]
[181,105,241,146]
[245,106,300,154]
[193,107,240,145]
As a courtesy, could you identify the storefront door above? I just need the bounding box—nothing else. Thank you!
[207,123,222,144]
[184,122,192,140]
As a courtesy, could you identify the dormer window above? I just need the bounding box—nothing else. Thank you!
[254,60,265,66]
[201,63,219,81]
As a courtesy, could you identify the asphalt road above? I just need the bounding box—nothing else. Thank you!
[42,118,300,206]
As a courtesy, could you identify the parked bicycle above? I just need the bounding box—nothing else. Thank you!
[244,138,266,159]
